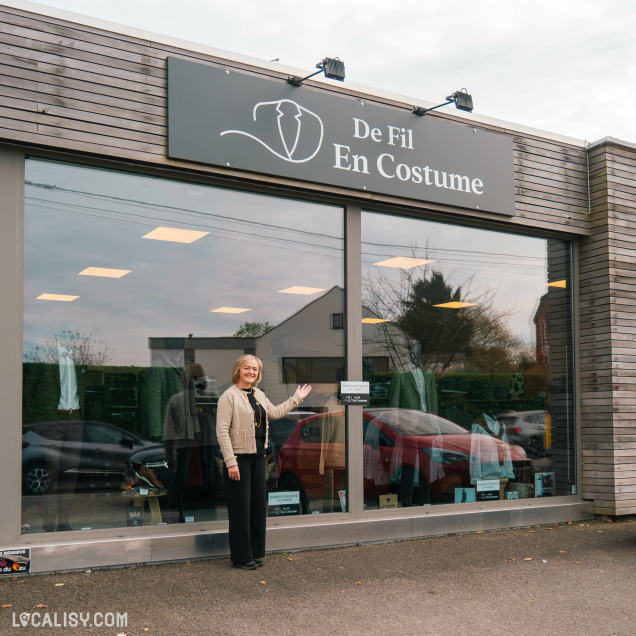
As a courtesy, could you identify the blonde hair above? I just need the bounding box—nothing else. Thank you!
[231,354,263,386]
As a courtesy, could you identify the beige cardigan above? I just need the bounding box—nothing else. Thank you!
[216,384,302,468]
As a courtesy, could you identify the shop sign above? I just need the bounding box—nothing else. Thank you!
[268,491,300,516]
[340,381,370,406]
[476,479,500,501]
[167,57,515,216]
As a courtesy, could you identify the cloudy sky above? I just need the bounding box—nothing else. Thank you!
[19,0,636,144]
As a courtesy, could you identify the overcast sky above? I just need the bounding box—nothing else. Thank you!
[20,0,636,144]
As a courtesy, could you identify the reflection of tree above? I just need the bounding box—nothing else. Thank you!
[23,328,111,365]
[363,262,528,373]
[233,321,274,337]
[398,271,474,371]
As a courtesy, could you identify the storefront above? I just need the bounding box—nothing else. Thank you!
[1,1,634,575]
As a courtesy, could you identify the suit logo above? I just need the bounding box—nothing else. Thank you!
[221,99,324,163]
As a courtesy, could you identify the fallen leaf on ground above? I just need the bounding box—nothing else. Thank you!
[35,604,47,608]
[54,583,64,587]
[523,558,533,561]
[288,557,293,561]
[1,605,12,609]
[260,581,266,585]
[355,581,362,585]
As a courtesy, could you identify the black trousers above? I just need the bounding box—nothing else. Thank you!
[224,453,267,563]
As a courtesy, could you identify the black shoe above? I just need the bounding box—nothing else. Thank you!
[254,558,264,567]
[233,560,257,570]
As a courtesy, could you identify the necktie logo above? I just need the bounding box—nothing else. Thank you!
[221,99,324,163]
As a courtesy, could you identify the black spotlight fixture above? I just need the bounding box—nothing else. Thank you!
[412,88,474,116]
[288,57,346,87]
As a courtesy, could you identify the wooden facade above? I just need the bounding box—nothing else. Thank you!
[0,3,634,515]
[580,139,636,515]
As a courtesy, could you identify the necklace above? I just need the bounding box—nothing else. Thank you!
[241,386,262,427]
[252,398,263,427]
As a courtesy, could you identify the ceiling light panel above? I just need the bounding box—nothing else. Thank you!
[374,257,432,269]
[433,301,476,309]
[78,267,131,278]
[142,227,209,243]
[278,286,326,295]
[36,293,79,302]
[210,307,251,314]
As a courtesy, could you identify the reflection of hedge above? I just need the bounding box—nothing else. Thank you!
[368,371,546,423]
[436,373,546,421]
[22,363,181,441]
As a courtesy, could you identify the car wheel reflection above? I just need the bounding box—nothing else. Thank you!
[23,463,56,495]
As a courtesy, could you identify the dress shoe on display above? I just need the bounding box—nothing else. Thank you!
[135,464,165,490]
[233,560,257,570]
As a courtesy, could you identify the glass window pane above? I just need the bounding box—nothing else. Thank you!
[361,211,574,508]
[22,158,345,532]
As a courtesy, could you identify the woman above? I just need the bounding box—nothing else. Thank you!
[216,354,312,569]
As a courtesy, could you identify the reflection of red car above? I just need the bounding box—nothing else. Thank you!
[276,408,531,511]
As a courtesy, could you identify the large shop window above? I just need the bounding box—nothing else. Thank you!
[22,159,345,533]
[361,211,574,509]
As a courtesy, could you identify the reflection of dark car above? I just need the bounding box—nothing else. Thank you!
[124,411,315,502]
[22,421,157,495]
[497,410,549,458]
[276,408,531,510]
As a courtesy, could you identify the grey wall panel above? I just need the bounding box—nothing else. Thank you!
[0,144,23,544]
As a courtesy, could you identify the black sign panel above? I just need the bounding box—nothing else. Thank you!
[167,57,515,216]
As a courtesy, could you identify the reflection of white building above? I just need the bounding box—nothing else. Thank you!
[149,286,409,406]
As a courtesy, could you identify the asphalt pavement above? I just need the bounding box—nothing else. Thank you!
[1,517,635,635]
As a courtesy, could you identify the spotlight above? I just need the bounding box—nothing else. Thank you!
[288,57,345,86]
[412,89,473,116]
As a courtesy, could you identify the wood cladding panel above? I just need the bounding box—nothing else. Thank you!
[579,140,636,515]
[0,4,589,233]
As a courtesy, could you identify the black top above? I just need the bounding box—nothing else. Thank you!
[242,388,266,453]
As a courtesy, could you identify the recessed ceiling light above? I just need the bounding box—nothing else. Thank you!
[547,280,567,288]
[362,318,389,324]
[433,301,476,309]
[78,267,131,278]
[278,286,326,295]
[374,257,432,269]
[36,293,79,302]
[142,227,209,243]
[210,307,252,314]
